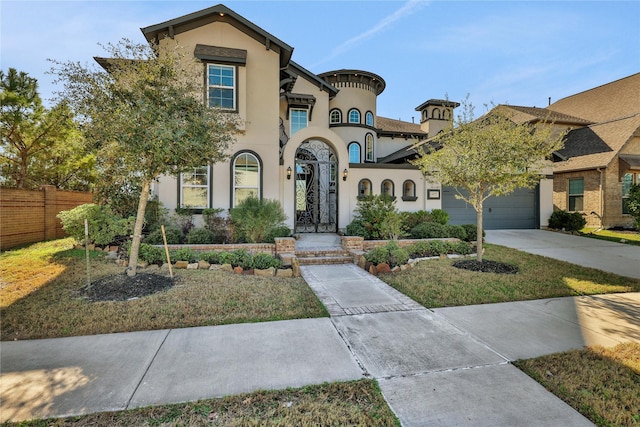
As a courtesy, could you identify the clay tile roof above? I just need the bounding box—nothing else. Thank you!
[548,73,640,123]
[376,116,426,135]
[553,113,640,173]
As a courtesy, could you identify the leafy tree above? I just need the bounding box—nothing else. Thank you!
[51,39,239,276]
[625,184,640,230]
[1,68,92,189]
[413,100,564,261]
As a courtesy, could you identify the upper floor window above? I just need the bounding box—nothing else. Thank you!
[381,179,395,198]
[348,109,360,124]
[568,178,584,211]
[365,111,374,126]
[365,133,374,162]
[330,109,342,124]
[233,152,261,207]
[180,166,210,209]
[207,64,235,110]
[348,142,361,163]
[291,109,308,135]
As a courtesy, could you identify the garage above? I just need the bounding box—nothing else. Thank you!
[442,186,539,229]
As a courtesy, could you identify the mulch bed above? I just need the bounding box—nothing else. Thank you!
[452,259,519,274]
[80,273,174,302]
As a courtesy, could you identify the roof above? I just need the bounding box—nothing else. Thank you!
[553,113,640,173]
[318,70,386,95]
[376,116,426,136]
[497,105,592,126]
[415,99,460,111]
[140,4,293,69]
[287,61,339,97]
[548,72,640,123]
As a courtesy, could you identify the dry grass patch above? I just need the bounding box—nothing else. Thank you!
[379,244,640,308]
[5,380,399,427]
[514,343,640,426]
[1,241,327,340]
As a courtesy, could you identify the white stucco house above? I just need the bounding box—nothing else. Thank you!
[138,4,553,232]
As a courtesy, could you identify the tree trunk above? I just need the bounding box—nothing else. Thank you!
[127,179,151,277]
[476,199,484,262]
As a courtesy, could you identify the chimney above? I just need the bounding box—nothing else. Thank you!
[548,97,551,106]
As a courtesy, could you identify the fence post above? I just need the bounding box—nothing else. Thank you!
[42,185,57,241]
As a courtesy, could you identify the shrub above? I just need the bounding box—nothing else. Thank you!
[365,246,391,265]
[624,183,640,230]
[232,249,253,269]
[401,210,433,230]
[430,209,449,225]
[198,251,220,264]
[138,243,164,265]
[171,207,195,236]
[548,210,586,232]
[345,219,367,237]
[410,222,448,239]
[218,251,238,266]
[230,197,287,243]
[202,208,233,243]
[461,224,485,242]
[365,242,409,267]
[58,203,134,246]
[380,210,406,240]
[265,225,291,243]
[445,225,467,241]
[452,241,474,255]
[351,195,399,240]
[251,252,282,270]
[170,247,197,263]
[406,240,452,257]
[145,226,182,244]
[144,197,168,233]
[185,228,215,244]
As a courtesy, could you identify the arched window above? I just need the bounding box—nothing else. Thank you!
[432,108,441,119]
[348,109,361,124]
[232,151,261,207]
[329,109,342,124]
[381,179,395,198]
[443,109,450,120]
[402,180,417,201]
[348,142,361,163]
[365,133,374,162]
[358,179,372,197]
[365,111,374,126]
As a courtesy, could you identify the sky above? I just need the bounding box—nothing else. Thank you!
[2,0,639,122]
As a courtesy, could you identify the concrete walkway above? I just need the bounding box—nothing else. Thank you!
[2,232,638,425]
[486,229,640,279]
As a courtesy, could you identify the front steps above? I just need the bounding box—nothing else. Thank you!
[295,249,354,265]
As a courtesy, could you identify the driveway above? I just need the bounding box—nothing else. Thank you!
[485,229,640,279]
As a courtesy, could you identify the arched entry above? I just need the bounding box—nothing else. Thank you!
[295,140,338,233]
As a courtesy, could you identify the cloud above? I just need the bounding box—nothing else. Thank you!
[310,0,429,67]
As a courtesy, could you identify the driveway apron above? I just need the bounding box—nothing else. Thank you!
[301,264,594,427]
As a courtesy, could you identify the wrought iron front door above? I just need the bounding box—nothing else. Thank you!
[295,140,337,233]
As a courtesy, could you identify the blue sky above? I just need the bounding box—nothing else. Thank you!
[2,1,639,122]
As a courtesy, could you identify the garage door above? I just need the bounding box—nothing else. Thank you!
[442,186,539,229]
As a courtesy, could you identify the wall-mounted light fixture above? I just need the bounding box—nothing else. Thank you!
[342,168,348,181]
[287,166,292,180]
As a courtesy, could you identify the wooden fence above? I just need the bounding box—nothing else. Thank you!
[0,186,93,251]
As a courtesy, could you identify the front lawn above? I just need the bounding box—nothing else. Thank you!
[379,244,640,308]
[2,380,400,427]
[0,239,327,341]
[580,228,640,246]
[515,343,640,427]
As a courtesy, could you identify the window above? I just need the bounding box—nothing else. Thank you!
[402,180,417,201]
[290,109,308,135]
[348,109,360,124]
[568,178,584,211]
[181,166,210,209]
[381,179,394,198]
[365,111,374,126]
[233,152,261,207]
[622,173,636,214]
[358,179,372,197]
[207,64,235,109]
[365,133,374,162]
[330,109,342,124]
[348,142,361,163]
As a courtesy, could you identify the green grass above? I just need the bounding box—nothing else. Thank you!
[580,228,640,246]
[2,380,400,427]
[515,343,640,427]
[379,244,640,308]
[1,239,327,340]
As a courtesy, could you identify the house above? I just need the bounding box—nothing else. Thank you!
[547,73,640,228]
[136,4,597,233]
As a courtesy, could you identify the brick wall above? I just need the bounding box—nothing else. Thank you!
[0,186,93,251]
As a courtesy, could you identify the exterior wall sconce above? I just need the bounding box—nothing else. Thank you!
[287,166,292,180]
[343,168,348,181]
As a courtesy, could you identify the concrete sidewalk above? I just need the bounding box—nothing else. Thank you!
[486,229,640,279]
